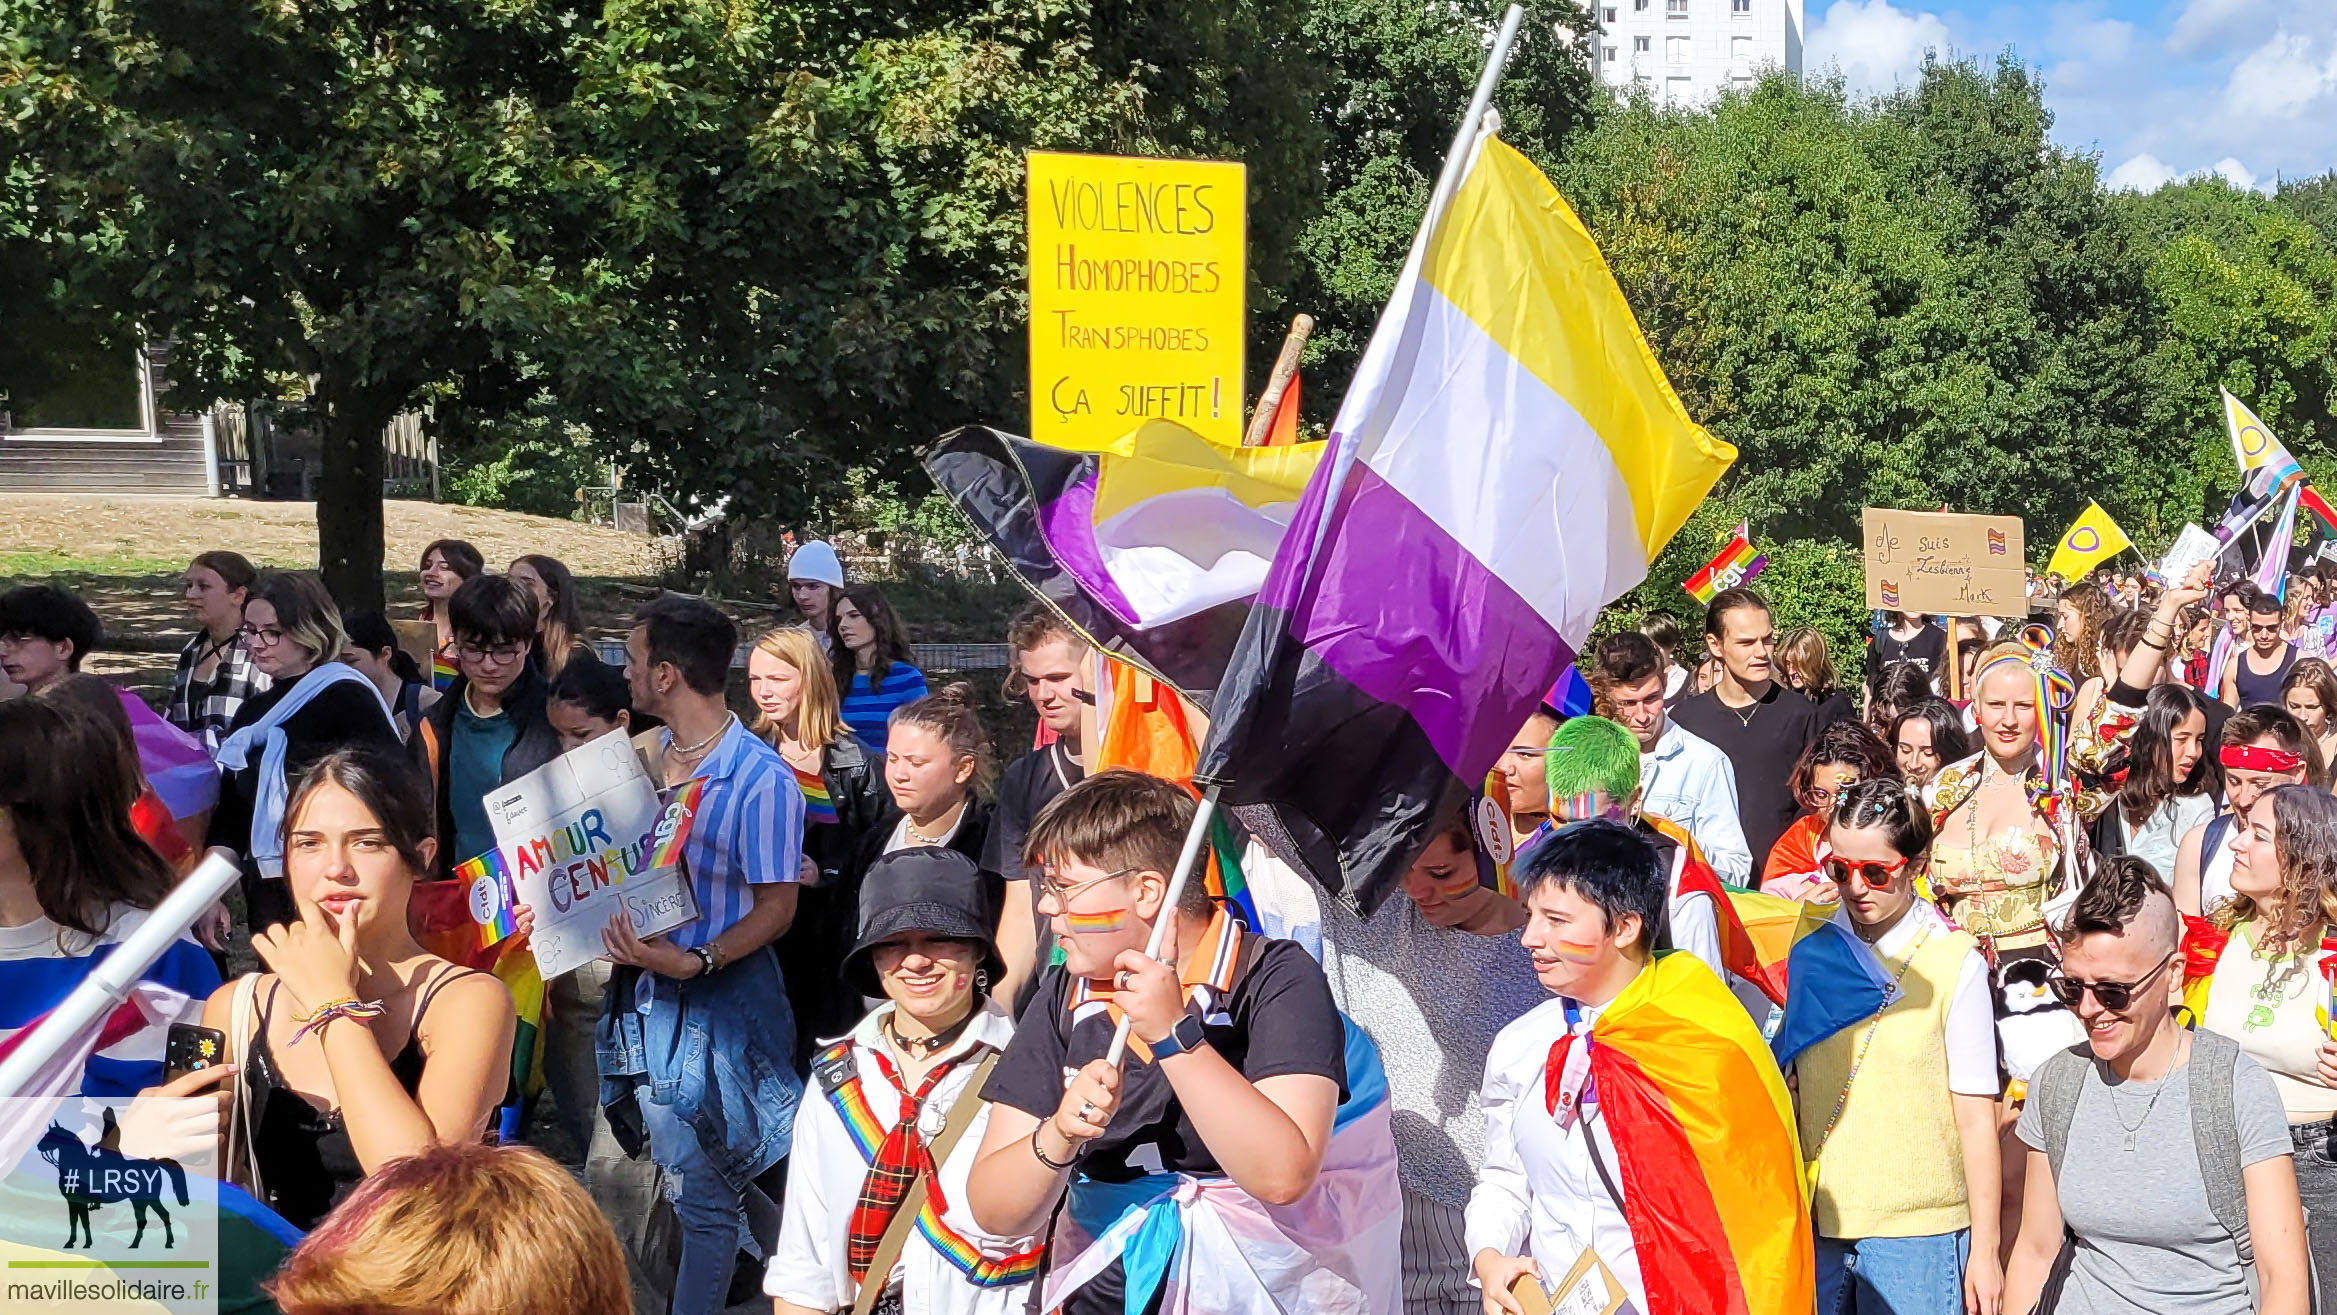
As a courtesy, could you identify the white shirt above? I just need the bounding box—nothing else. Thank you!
[2200,815,2242,914]
[765,1001,1040,1315]
[1466,997,1645,1310]
[1639,721,1752,887]
[1857,901,1998,1096]
[885,804,969,855]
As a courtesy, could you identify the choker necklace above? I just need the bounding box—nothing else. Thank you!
[667,714,735,761]
[886,1009,975,1059]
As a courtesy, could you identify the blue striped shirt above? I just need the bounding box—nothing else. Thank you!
[840,663,929,754]
[664,719,805,950]
[0,906,222,1097]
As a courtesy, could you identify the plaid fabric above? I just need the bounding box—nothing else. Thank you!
[845,1046,968,1284]
[166,631,272,749]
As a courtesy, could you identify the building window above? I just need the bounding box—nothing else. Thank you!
[1604,44,1618,61]
[1667,0,1689,15]
[1635,35,1651,51]
[1604,6,1618,21]
[1733,0,1751,11]
[1635,0,1649,10]
[1665,75,1694,105]
[1731,35,1752,62]
[1667,34,1690,63]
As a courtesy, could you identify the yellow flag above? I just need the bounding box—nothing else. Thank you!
[2046,501,2132,581]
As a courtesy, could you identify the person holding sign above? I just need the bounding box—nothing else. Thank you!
[412,574,563,879]
[765,848,1043,1315]
[160,749,516,1230]
[604,596,807,1315]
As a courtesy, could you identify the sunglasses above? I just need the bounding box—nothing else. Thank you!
[2044,954,2176,1011]
[1820,854,1909,891]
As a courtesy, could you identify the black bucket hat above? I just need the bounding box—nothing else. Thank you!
[840,847,1007,999]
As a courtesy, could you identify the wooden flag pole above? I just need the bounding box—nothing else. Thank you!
[1243,314,1315,446]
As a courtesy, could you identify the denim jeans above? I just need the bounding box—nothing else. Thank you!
[2291,1120,2337,1312]
[636,1084,738,1315]
[1815,1230,1970,1315]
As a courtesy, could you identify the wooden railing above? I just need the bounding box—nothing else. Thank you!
[208,401,437,500]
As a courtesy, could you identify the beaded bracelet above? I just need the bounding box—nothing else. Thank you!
[289,996,386,1045]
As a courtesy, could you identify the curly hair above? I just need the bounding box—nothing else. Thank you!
[2216,784,2337,956]
[1789,719,1902,813]
[2056,585,2111,680]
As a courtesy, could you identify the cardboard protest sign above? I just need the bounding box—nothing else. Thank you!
[1862,508,2027,617]
[474,729,700,978]
[1027,151,1246,449]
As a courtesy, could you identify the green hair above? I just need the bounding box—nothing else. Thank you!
[1545,715,1641,802]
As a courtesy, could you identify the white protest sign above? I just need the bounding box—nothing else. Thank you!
[480,729,700,978]
[2157,523,2220,586]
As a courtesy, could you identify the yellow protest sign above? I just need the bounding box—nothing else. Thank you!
[1027,151,1245,450]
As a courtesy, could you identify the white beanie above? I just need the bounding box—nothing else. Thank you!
[787,540,845,588]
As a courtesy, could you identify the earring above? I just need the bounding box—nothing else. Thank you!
[975,968,991,994]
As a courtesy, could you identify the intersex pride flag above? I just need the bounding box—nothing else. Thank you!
[1196,129,1734,911]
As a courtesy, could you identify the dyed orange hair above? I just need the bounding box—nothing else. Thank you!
[267,1142,627,1315]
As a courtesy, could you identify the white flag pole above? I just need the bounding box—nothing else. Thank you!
[0,848,241,1099]
[1103,6,1531,1070]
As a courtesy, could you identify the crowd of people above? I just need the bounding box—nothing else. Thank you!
[7,534,2337,1315]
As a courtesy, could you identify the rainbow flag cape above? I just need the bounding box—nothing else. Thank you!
[1684,523,1766,603]
[409,878,544,1141]
[1561,953,1813,1315]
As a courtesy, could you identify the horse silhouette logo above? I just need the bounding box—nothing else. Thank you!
[36,1108,191,1250]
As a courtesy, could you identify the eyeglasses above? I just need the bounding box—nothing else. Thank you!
[1820,854,1909,891]
[1036,866,1136,906]
[1806,777,1860,810]
[2044,954,2176,1011]
[237,624,287,647]
[2251,622,2284,636]
[454,641,528,664]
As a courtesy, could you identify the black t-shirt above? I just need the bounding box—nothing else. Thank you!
[983,935,1347,1181]
[1669,682,1819,874]
[1865,621,1948,692]
[983,742,1085,879]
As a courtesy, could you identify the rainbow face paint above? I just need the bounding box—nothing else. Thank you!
[1548,938,1605,964]
[1553,792,1626,824]
[1061,909,1128,935]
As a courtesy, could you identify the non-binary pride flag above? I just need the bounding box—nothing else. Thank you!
[1196,128,1735,911]
[2044,501,2131,583]
[1684,522,1765,603]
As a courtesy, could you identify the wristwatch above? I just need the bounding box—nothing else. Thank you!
[1148,1012,1207,1060]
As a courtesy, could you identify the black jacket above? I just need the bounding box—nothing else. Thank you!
[411,664,564,879]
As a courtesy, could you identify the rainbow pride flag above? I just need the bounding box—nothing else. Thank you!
[409,878,544,1142]
[1684,524,1766,604]
[1561,953,1813,1315]
[647,777,709,869]
[454,848,519,949]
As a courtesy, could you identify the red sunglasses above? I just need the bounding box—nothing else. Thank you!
[1821,854,1911,891]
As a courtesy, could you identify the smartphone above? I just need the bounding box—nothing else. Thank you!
[163,1023,227,1084]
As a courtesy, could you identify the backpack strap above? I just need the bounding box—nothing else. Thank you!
[2028,1043,2095,1180]
[2188,1028,2255,1266]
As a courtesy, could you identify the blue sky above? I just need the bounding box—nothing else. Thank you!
[1803,0,2337,190]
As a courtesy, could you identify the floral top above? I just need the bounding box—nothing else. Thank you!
[1924,751,2099,954]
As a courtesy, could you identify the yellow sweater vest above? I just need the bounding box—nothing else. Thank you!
[1796,920,1979,1239]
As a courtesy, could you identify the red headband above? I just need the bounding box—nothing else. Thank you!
[2221,744,2304,773]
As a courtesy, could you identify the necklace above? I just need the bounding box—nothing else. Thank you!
[886,1009,975,1060]
[2109,1034,2190,1151]
[666,713,735,762]
[1810,923,1933,1168]
[1724,685,1762,728]
[904,801,964,846]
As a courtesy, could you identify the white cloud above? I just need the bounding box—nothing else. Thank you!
[2166,0,2278,58]
[2210,156,2258,190]
[2223,31,2337,120]
[2107,153,2179,192]
[1806,0,1955,97]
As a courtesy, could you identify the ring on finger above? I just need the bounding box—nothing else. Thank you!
[1115,970,1133,989]
[1079,1102,1098,1122]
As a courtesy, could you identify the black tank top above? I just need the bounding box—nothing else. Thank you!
[2233,643,2300,710]
[248,968,476,1229]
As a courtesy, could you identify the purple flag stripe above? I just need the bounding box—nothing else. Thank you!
[1273,461,1575,779]
[1033,465,1143,626]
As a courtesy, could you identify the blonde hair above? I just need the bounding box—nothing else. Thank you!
[267,1142,628,1315]
[1777,626,1840,699]
[748,626,842,748]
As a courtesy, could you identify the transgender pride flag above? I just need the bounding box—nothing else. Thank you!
[1197,128,1734,912]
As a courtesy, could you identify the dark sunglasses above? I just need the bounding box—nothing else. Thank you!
[1820,854,1909,891]
[2044,954,2176,1011]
